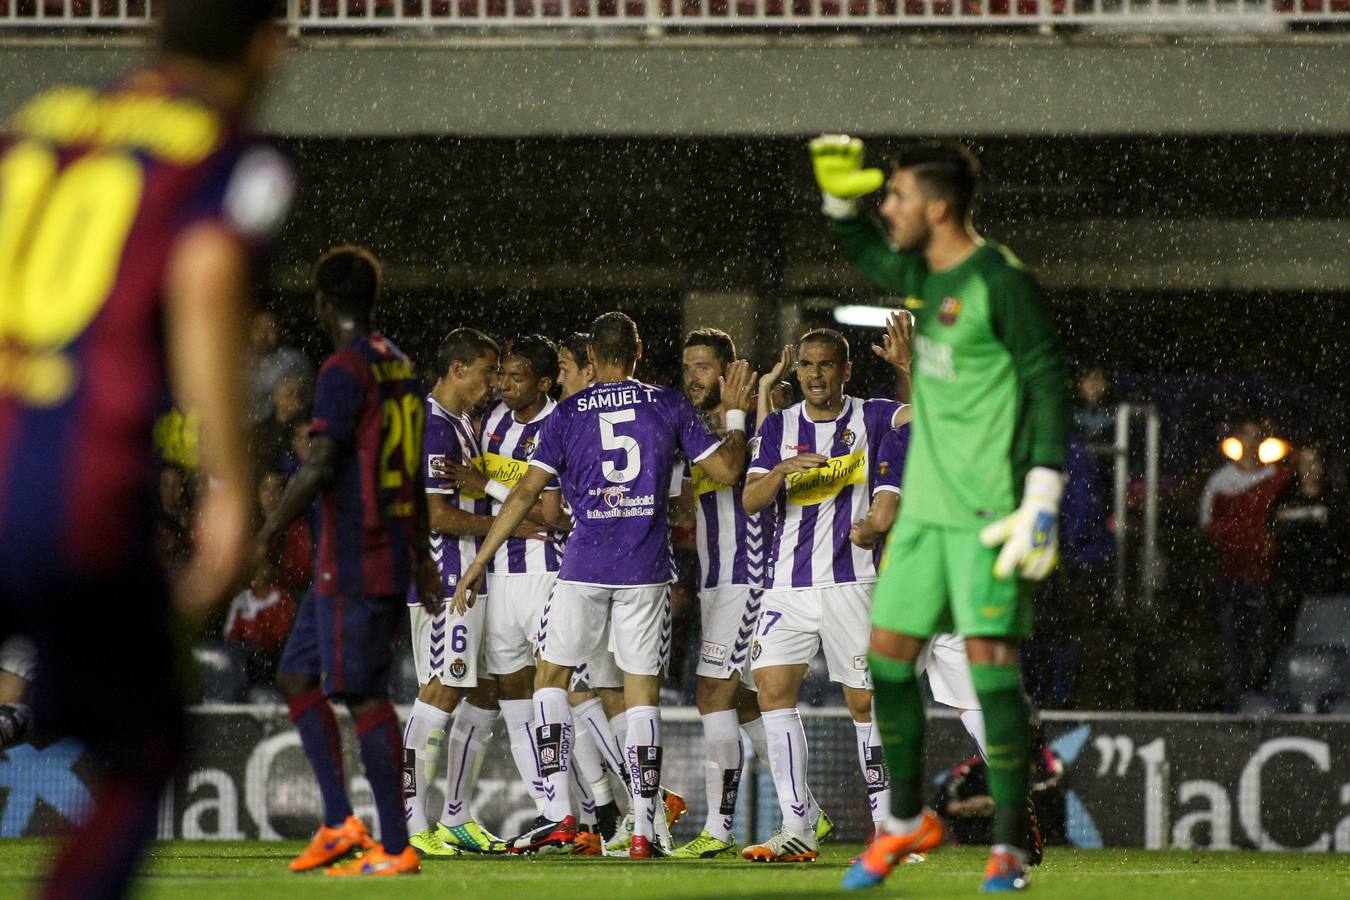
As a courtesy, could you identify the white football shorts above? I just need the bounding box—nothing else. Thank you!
[750,583,873,690]
[484,571,556,676]
[917,633,979,711]
[410,599,484,689]
[539,581,671,678]
[696,584,761,690]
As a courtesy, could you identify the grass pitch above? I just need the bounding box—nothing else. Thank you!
[0,840,1347,898]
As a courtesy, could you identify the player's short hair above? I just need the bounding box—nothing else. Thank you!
[507,334,559,383]
[892,141,982,222]
[560,332,592,367]
[683,328,736,366]
[315,246,382,318]
[797,327,850,365]
[160,0,275,66]
[437,328,499,376]
[590,312,640,368]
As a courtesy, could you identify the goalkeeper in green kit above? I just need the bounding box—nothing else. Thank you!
[812,137,1070,894]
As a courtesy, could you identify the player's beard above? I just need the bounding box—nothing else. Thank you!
[689,381,721,412]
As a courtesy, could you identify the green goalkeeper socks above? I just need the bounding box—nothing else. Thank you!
[868,653,926,821]
[971,663,1032,850]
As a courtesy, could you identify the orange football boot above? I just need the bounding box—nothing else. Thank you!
[289,815,374,872]
[573,831,603,856]
[324,844,421,876]
[841,809,944,889]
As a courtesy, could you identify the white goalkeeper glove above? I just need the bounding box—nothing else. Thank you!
[978,467,1065,582]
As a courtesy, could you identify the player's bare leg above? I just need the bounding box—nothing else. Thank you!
[743,663,820,862]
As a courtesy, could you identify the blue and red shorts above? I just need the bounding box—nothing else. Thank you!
[280,590,401,698]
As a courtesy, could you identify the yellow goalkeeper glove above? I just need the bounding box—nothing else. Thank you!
[809,134,884,219]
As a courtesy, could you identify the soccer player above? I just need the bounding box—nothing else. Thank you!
[808,137,1070,893]
[671,328,829,859]
[402,327,537,857]
[739,327,912,863]
[262,247,434,877]
[453,312,754,858]
[0,2,288,893]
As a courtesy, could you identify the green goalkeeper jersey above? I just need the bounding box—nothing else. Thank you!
[834,217,1070,528]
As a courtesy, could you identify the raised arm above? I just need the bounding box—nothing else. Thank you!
[451,465,553,613]
[687,360,756,487]
[164,224,255,619]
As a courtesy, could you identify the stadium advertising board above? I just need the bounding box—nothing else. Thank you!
[1,709,1347,851]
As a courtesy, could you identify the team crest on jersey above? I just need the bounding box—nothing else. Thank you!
[838,428,857,450]
[939,297,962,326]
[449,658,469,680]
[751,640,762,661]
[519,437,538,460]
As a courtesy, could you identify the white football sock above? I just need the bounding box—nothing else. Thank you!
[533,687,575,821]
[442,701,495,826]
[401,699,450,835]
[570,754,597,827]
[625,705,662,841]
[499,698,547,814]
[607,711,632,811]
[570,719,614,807]
[701,710,743,843]
[743,714,820,826]
[854,718,890,828]
[960,709,989,761]
[762,708,812,839]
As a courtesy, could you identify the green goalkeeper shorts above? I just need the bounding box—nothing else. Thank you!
[871,516,1034,639]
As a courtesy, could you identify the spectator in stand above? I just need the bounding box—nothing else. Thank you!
[249,310,312,424]
[1272,445,1348,650]
[153,464,193,576]
[253,374,309,472]
[224,553,298,691]
[259,471,314,594]
[1073,368,1115,448]
[1199,418,1294,711]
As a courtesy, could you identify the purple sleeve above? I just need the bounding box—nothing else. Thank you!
[672,392,720,464]
[530,404,567,476]
[864,398,904,437]
[748,411,783,475]
[424,413,464,496]
[873,425,911,495]
[310,356,365,446]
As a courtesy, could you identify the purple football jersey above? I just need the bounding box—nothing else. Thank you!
[872,423,912,497]
[530,379,721,586]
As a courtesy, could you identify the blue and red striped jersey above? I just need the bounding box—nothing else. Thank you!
[310,333,423,600]
[0,69,292,582]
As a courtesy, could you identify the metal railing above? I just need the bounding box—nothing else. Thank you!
[0,0,1346,29]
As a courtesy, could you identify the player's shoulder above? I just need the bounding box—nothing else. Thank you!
[977,241,1041,293]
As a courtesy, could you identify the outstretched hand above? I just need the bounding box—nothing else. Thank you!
[872,310,914,373]
[720,359,757,414]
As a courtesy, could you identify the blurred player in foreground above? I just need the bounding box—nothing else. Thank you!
[809,137,1069,893]
[453,312,754,857]
[261,247,439,877]
[0,1,289,893]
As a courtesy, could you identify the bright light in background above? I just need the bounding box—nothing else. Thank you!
[1220,435,1291,463]
[833,305,897,328]
[1258,437,1291,464]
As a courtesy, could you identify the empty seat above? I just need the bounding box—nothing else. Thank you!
[192,641,249,704]
[1271,645,1350,714]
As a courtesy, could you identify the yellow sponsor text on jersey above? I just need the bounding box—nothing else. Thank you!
[9,87,221,166]
[785,450,867,506]
[369,359,414,384]
[690,464,731,497]
[481,451,528,490]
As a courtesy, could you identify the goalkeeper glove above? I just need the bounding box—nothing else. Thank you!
[809,134,885,220]
[978,467,1065,582]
